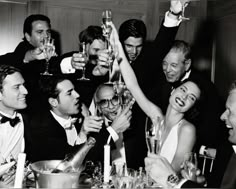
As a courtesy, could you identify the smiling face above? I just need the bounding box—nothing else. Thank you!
[25,20,51,48]
[0,72,28,115]
[162,50,191,83]
[52,80,80,119]
[123,36,143,62]
[169,81,200,113]
[221,89,236,144]
[96,85,121,121]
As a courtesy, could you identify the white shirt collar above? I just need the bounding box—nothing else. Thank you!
[232,145,236,154]
[50,110,72,129]
[181,70,191,81]
[0,110,18,119]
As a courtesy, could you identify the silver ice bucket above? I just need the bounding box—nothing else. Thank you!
[30,160,82,188]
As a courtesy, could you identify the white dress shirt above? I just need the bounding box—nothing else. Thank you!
[0,111,24,164]
[50,111,87,146]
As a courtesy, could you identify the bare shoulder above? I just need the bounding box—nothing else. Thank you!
[179,119,196,134]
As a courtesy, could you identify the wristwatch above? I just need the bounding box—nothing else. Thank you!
[167,174,180,188]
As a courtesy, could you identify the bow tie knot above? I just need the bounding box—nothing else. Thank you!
[0,116,20,127]
[64,118,77,130]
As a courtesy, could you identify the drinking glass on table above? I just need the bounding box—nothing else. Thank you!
[41,36,55,76]
[110,162,139,189]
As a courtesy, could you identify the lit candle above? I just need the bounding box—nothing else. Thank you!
[104,144,110,183]
[14,153,26,188]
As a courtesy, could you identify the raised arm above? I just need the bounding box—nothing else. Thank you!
[110,23,163,119]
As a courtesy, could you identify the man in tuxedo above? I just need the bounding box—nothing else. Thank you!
[159,40,228,161]
[10,14,58,111]
[0,65,32,186]
[114,0,183,169]
[145,80,236,188]
[29,75,103,162]
[87,83,135,167]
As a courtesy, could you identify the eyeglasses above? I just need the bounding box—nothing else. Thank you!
[97,95,120,108]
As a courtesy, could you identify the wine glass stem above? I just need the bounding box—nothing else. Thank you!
[182,5,185,17]
[45,59,50,74]
[82,67,86,78]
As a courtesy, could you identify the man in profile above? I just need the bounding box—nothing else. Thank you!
[29,75,103,162]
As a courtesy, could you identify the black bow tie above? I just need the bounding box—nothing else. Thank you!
[0,116,20,127]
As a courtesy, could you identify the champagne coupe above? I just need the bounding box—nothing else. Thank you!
[180,0,191,20]
[183,152,198,181]
[41,36,55,76]
[77,42,90,81]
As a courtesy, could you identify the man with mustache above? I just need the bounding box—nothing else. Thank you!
[145,80,236,188]
[28,75,103,162]
[87,83,133,168]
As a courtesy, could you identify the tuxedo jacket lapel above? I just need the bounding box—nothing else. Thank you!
[221,153,236,189]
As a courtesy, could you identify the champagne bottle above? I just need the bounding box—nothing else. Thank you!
[52,137,96,173]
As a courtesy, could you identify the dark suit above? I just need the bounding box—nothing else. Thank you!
[0,41,62,113]
[127,23,179,170]
[86,125,112,164]
[28,109,83,162]
[221,152,236,189]
[181,143,235,188]
[86,122,147,170]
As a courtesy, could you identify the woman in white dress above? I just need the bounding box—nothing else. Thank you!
[160,80,201,172]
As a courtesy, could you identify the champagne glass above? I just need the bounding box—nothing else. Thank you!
[101,10,116,84]
[145,116,164,155]
[107,43,116,83]
[41,36,55,76]
[180,0,191,20]
[102,9,112,38]
[183,152,198,181]
[145,116,164,187]
[77,42,90,81]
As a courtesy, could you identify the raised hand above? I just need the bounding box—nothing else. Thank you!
[111,101,132,133]
[170,0,183,14]
[71,52,89,70]
[81,116,103,135]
